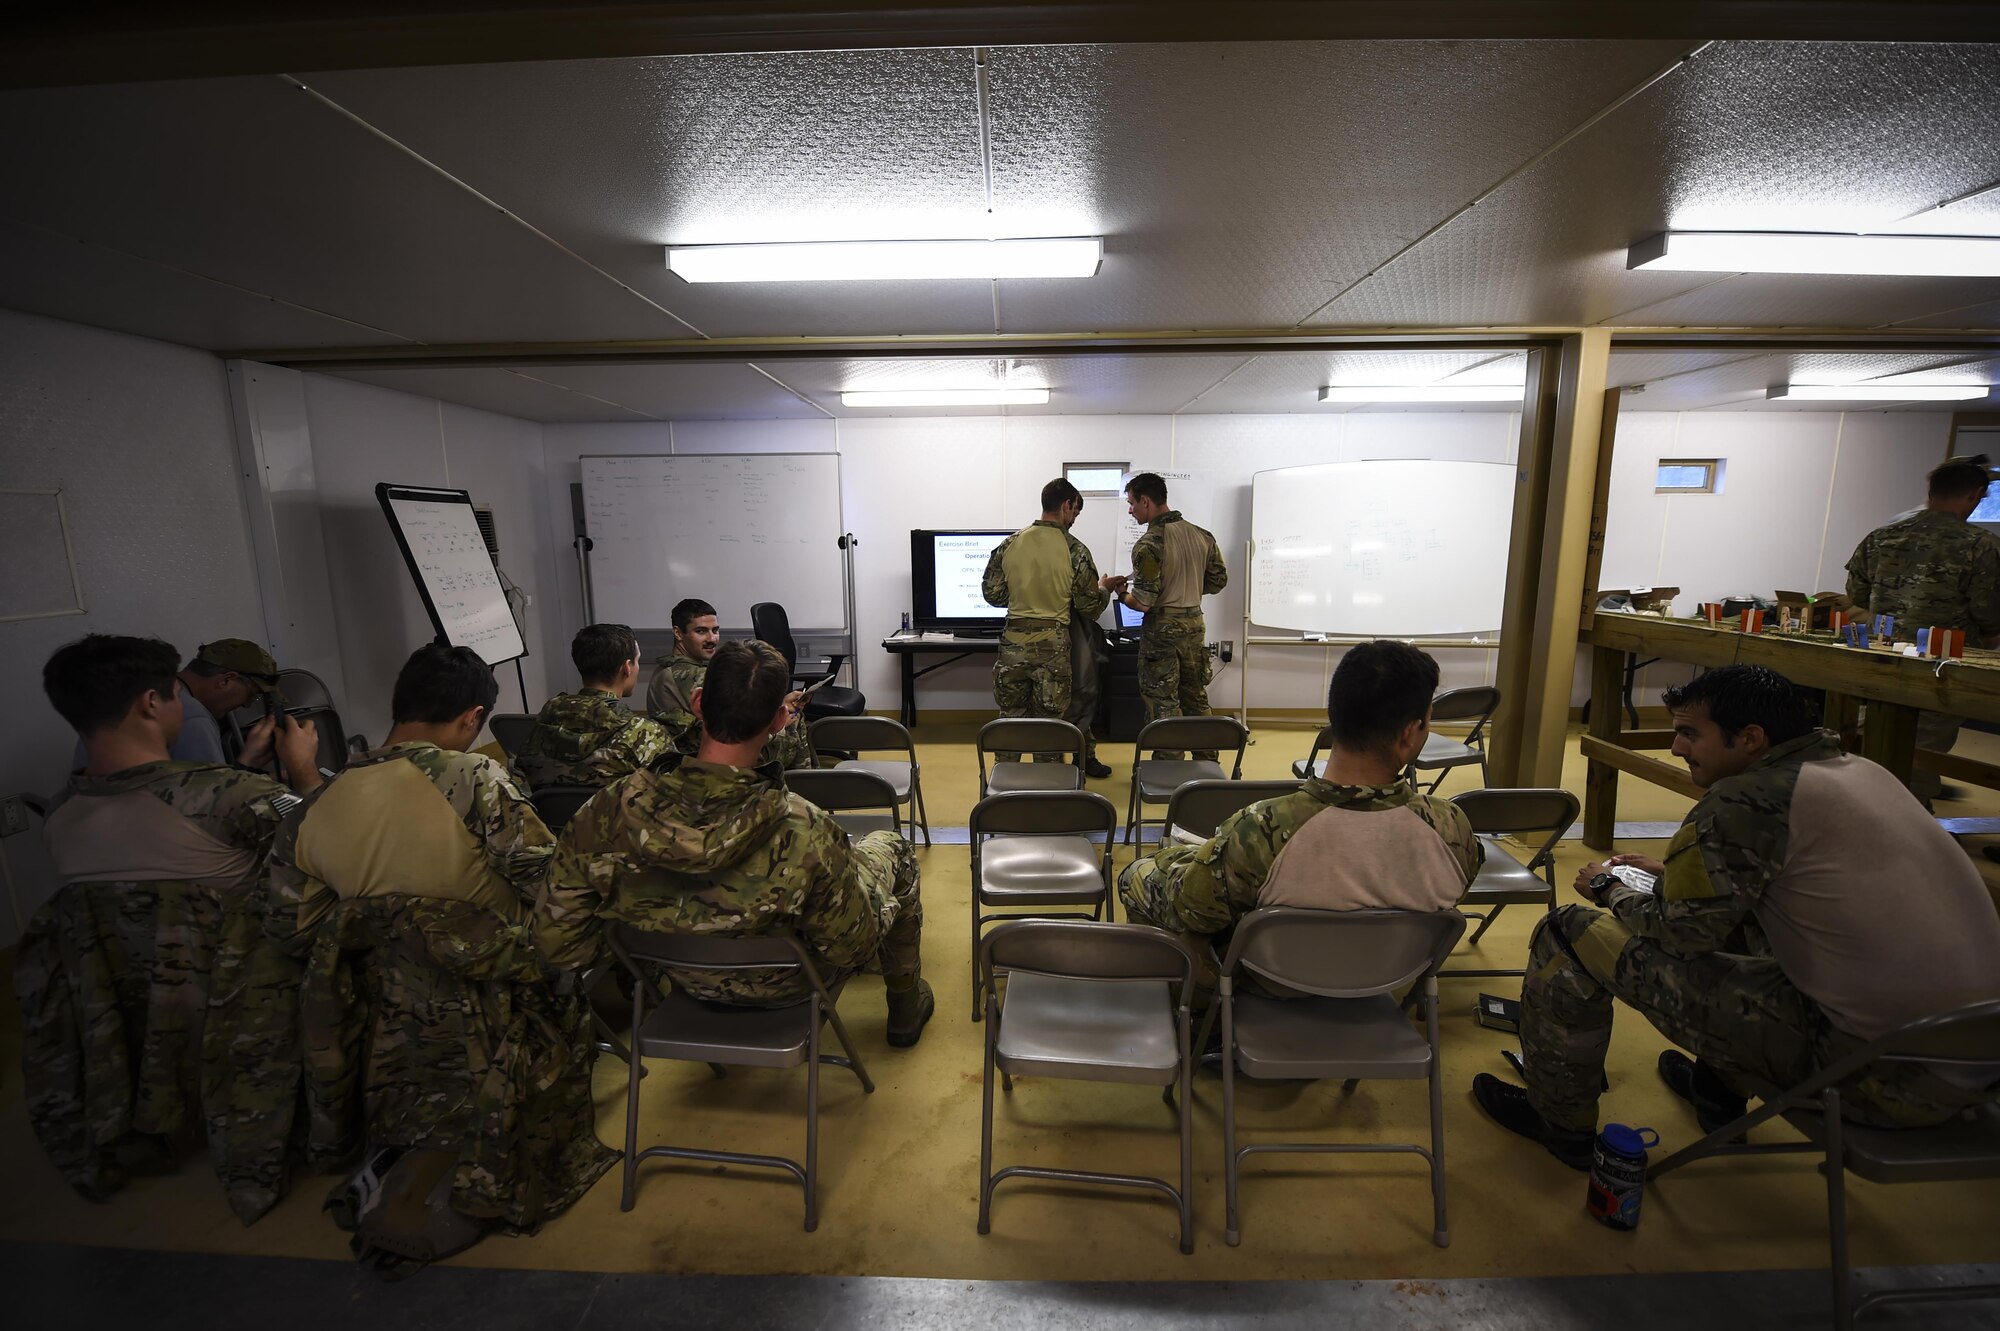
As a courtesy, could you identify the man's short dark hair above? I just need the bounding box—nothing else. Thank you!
[391,643,498,725]
[43,634,181,737]
[671,598,717,631]
[1041,478,1082,513]
[1929,460,1991,501]
[1124,472,1168,505]
[1327,640,1441,753]
[699,640,792,744]
[572,623,639,682]
[1662,665,1811,745]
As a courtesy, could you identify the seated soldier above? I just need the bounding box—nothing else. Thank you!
[269,643,554,937]
[546,639,934,1046]
[67,637,296,774]
[267,643,613,1230]
[647,596,813,769]
[22,633,320,1221]
[1120,639,1482,949]
[513,622,671,790]
[1474,666,2000,1170]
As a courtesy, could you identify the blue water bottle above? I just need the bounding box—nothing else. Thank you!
[1585,1123,1660,1230]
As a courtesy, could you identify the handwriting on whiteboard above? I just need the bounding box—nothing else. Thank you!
[388,497,523,664]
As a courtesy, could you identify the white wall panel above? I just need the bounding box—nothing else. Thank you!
[440,403,558,712]
[0,310,263,939]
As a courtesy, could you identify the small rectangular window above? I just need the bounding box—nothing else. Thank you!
[1066,463,1127,495]
[1655,459,1720,494]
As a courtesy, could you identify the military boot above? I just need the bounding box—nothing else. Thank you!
[1656,1050,1749,1136]
[886,978,936,1048]
[1471,1073,1594,1171]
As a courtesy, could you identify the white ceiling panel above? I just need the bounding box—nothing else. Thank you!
[1182,350,1529,413]
[0,75,691,345]
[325,361,834,421]
[306,49,1002,339]
[1609,273,2000,329]
[779,354,1250,415]
[1610,349,2000,410]
[1313,41,2000,328]
[984,40,1691,332]
[0,216,410,351]
[322,367,659,422]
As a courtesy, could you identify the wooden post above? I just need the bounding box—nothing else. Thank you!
[1822,690,1861,752]
[1859,700,1920,787]
[1584,644,1626,851]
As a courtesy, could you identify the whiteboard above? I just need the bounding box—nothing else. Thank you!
[376,484,526,665]
[581,453,847,631]
[1250,461,1515,635]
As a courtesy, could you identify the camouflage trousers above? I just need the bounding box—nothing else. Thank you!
[1522,904,1987,1133]
[993,618,1087,763]
[1140,610,1216,760]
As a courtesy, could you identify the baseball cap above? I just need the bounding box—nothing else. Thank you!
[196,639,280,693]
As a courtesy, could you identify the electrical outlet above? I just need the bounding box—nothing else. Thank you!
[1220,640,1235,663]
[0,795,29,838]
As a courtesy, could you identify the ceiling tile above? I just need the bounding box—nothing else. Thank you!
[1182,350,1529,413]
[775,354,1251,415]
[1611,348,1998,410]
[0,75,691,347]
[1314,41,2000,328]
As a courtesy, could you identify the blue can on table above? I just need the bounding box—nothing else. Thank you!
[1586,1123,1661,1230]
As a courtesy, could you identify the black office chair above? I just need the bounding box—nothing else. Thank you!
[752,602,866,723]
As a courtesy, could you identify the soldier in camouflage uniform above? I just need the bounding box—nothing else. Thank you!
[982,478,1114,773]
[19,633,321,1222]
[1474,666,2000,1170]
[513,622,672,789]
[1115,472,1229,761]
[545,640,934,1045]
[1122,642,1481,1000]
[1844,458,2000,802]
[266,644,613,1225]
[647,596,814,770]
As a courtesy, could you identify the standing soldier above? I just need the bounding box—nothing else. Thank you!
[1111,472,1229,760]
[1844,458,2000,803]
[982,478,1115,777]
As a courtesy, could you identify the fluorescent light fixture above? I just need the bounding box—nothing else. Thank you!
[1319,385,1524,403]
[841,388,1050,407]
[1768,383,1992,402]
[1630,231,2000,277]
[667,237,1103,282]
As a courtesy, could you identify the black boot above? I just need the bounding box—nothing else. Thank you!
[1471,1073,1594,1171]
[1656,1050,1749,1136]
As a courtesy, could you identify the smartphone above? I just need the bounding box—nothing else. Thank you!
[264,691,284,722]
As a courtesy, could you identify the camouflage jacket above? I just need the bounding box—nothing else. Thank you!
[645,651,815,769]
[44,760,298,884]
[291,894,616,1230]
[1845,508,2000,639]
[541,754,904,1003]
[1121,777,1483,935]
[267,741,556,947]
[1130,511,1228,613]
[981,519,1111,624]
[1601,729,1832,959]
[512,688,672,790]
[18,762,303,1224]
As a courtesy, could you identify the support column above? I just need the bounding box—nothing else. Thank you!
[1490,330,1612,788]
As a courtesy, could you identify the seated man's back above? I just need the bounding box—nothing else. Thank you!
[514,689,669,790]
[46,761,296,894]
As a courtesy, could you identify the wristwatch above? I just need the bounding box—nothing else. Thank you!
[1586,872,1619,904]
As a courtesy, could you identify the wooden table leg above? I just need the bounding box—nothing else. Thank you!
[1859,699,1919,789]
[1584,644,1625,852]
[1823,690,1861,752]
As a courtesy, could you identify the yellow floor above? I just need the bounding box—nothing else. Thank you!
[1,725,1996,1280]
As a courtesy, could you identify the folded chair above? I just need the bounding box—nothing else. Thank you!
[968,790,1120,1020]
[977,920,1199,1253]
[609,925,874,1233]
[1200,907,1466,1248]
[1125,716,1249,845]
[1648,999,2000,1330]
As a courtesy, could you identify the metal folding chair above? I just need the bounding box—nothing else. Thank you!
[1162,778,1303,845]
[1199,907,1466,1248]
[487,712,537,758]
[977,718,1085,796]
[1125,716,1249,845]
[810,715,930,846]
[1441,787,1578,980]
[609,924,874,1232]
[968,790,1120,1020]
[530,783,601,835]
[1290,724,1335,781]
[784,767,903,839]
[1648,1000,2000,1330]
[1403,687,1499,794]
[977,920,1199,1253]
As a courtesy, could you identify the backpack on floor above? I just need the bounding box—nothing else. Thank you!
[325,1145,490,1280]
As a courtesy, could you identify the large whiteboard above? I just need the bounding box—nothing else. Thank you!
[581,453,847,631]
[376,484,526,665]
[1250,461,1514,635]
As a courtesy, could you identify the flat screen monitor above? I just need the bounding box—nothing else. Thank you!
[910,529,1011,631]
[1113,598,1146,631]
